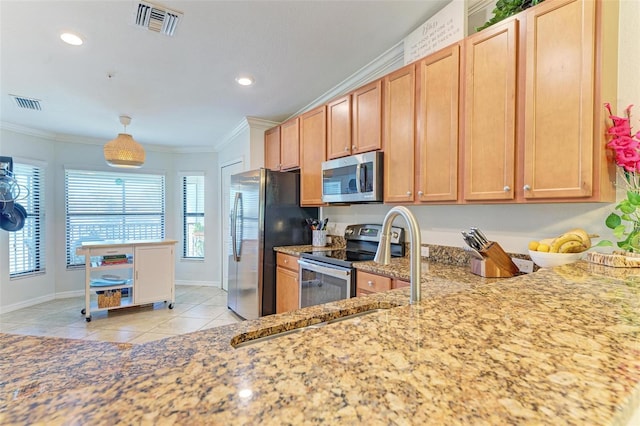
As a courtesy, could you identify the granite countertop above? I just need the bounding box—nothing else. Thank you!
[1,258,639,425]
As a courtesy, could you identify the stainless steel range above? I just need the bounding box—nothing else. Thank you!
[297,224,405,308]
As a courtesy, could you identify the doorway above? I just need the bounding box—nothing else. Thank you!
[220,160,244,291]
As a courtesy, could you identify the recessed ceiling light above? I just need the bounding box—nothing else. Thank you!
[60,32,83,46]
[236,76,254,86]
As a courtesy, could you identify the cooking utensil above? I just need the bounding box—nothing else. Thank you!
[321,218,328,230]
[462,245,483,260]
[470,227,489,246]
[0,201,26,232]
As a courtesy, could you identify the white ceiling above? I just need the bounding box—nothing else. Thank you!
[0,0,455,152]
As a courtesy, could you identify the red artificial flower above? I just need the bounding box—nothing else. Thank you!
[605,103,640,173]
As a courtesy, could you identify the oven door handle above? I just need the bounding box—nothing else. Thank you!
[297,259,351,279]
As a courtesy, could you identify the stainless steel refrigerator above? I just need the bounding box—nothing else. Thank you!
[228,169,317,320]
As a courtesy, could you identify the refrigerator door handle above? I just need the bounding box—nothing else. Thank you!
[231,192,241,261]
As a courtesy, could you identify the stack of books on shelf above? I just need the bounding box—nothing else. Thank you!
[101,254,129,266]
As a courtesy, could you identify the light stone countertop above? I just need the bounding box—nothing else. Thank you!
[1,256,639,425]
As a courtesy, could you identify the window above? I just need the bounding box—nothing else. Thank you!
[9,162,45,278]
[182,175,204,258]
[65,169,165,267]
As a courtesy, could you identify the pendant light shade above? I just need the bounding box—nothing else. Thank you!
[104,116,145,168]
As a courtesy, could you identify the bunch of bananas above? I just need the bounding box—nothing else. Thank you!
[529,228,597,253]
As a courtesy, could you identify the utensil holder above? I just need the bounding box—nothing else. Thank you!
[470,241,519,278]
[312,230,327,247]
[470,257,516,278]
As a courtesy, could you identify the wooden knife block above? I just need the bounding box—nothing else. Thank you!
[470,257,516,278]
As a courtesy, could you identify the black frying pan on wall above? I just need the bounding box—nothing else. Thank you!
[0,200,26,232]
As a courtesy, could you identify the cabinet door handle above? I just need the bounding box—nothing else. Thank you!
[352,145,357,151]
[406,191,412,196]
[503,186,511,192]
[344,146,349,151]
[418,191,424,196]
[523,184,531,191]
[368,281,374,287]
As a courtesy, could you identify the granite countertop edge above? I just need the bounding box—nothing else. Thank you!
[1,250,639,425]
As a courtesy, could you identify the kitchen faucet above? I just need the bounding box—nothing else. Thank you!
[374,206,422,303]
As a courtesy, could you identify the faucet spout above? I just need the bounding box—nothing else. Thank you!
[374,206,422,303]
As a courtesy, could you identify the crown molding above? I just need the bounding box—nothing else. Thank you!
[0,121,56,139]
[468,0,495,15]
[287,40,405,120]
[1,121,181,153]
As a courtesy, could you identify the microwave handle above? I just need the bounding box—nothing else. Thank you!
[356,163,362,193]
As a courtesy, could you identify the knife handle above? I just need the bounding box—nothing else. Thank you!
[479,242,519,275]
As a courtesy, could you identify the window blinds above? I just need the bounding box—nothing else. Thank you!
[9,163,45,278]
[65,169,165,267]
[182,175,204,258]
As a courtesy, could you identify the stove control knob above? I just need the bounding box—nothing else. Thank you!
[345,228,354,235]
[392,231,399,240]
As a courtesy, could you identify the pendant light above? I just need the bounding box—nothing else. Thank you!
[103,115,145,168]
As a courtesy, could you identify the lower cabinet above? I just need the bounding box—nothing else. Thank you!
[357,270,409,296]
[134,244,175,305]
[276,252,300,313]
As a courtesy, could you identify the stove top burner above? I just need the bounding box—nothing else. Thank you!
[300,249,376,269]
[302,249,376,262]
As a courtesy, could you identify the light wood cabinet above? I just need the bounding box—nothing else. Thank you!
[356,270,391,296]
[264,126,281,171]
[415,44,461,202]
[352,79,383,155]
[392,279,410,289]
[520,0,615,202]
[383,64,416,203]
[327,79,383,160]
[327,95,352,159]
[276,252,300,313]
[463,19,518,202]
[299,105,327,206]
[280,117,300,170]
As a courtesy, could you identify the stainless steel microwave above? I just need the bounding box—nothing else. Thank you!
[321,151,383,203]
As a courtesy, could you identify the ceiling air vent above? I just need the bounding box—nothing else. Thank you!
[10,95,42,111]
[134,1,183,36]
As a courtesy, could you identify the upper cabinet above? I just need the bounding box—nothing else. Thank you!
[264,126,281,171]
[463,19,518,202]
[280,117,300,170]
[520,0,615,201]
[327,79,383,160]
[327,95,352,159]
[383,64,416,203]
[300,106,327,206]
[415,43,461,203]
[352,79,383,155]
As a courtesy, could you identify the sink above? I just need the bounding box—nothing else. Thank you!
[231,307,391,349]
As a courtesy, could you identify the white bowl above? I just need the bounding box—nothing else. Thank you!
[528,250,585,268]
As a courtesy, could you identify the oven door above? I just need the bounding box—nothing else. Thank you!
[297,259,353,308]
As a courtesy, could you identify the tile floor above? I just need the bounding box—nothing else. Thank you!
[0,285,243,344]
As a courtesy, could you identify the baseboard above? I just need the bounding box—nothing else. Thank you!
[175,280,220,288]
[0,282,221,314]
[0,293,55,315]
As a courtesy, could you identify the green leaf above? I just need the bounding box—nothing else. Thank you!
[613,224,627,239]
[606,213,622,229]
[620,201,636,214]
[628,191,640,205]
[593,240,614,247]
[621,214,635,222]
